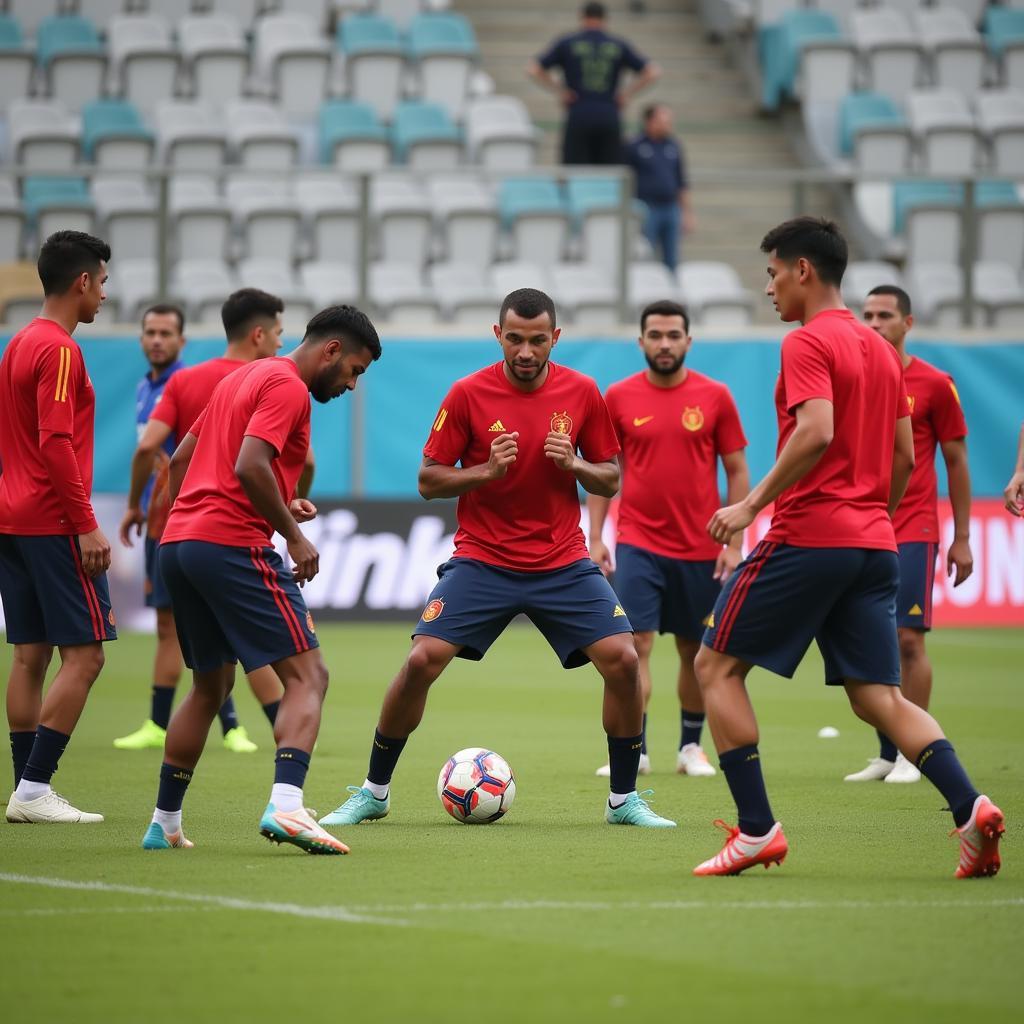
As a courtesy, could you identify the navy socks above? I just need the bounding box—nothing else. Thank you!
[20,725,70,786]
[274,748,310,789]
[367,729,408,787]
[218,696,240,736]
[10,730,35,788]
[156,762,193,812]
[151,686,174,730]
[916,739,979,828]
[719,744,775,837]
[877,729,898,763]
[681,708,705,750]
[607,733,643,796]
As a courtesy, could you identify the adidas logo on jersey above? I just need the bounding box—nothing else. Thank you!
[488,420,507,432]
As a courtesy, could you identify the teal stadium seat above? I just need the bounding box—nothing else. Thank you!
[36,16,103,66]
[337,15,404,120]
[37,16,106,113]
[0,15,34,111]
[82,99,152,162]
[498,178,569,265]
[406,13,478,58]
[392,100,461,168]
[985,8,1024,87]
[318,100,389,170]
[838,93,905,156]
[23,176,95,241]
[758,10,842,112]
[339,14,403,55]
[406,13,478,118]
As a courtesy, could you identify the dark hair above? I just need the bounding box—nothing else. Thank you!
[499,288,557,329]
[760,216,848,287]
[640,299,689,334]
[303,304,382,360]
[142,302,185,333]
[221,288,284,341]
[37,230,110,296]
[866,284,912,317]
[642,103,666,123]
[581,2,606,19]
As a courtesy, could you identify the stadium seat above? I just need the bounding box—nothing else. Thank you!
[0,17,34,113]
[628,260,681,313]
[427,174,498,264]
[169,177,231,262]
[77,2,132,34]
[842,260,904,314]
[498,178,569,268]
[226,100,300,170]
[286,0,335,32]
[371,174,432,265]
[490,260,549,297]
[376,0,426,31]
[464,95,537,170]
[299,260,359,309]
[337,15,405,122]
[108,16,180,118]
[428,260,502,324]
[237,258,316,326]
[171,258,238,324]
[906,261,966,326]
[894,180,964,264]
[255,15,332,118]
[226,177,303,263]
[179,15,250,105]
[36,16,106,114]
[975,260,1024,328]
[0,260,45,325]
[295,173,362,263]
[837,92,912,173]
[975,89,1024,175]
[915,7,986,96]
[566,177,633,277]
[319,100,390,171]
[9,100,80,171]
[985,8,1024,88]
[22,176,95,241]
[407,13,478,118]
[757,9,846,111]
[938,0,988,25]
[677,261,755,327]
[5,0,63,40]
[155,101,227,172]
[205,0,263,25]
[91,176,158,262]
[392,101,462,169]
[550,263,619,328]
[977,189,1024,267]
[850,8,925,104]
[82,98,154,170]
[368,261,441,321]
[906,90,979,175]
[0,179,24,262]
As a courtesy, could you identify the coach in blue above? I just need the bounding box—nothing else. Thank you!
[529,1,660,165]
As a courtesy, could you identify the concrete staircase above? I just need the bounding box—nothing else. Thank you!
[455,0,837,318]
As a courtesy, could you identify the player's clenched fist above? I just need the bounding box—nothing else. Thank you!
[707,500,756,545]
[290,498,318,523]
[487,431,519,479]
[79,528,112,578]
[544,430,576,472]
[287,533,319,586]
[1005,470,1024,517]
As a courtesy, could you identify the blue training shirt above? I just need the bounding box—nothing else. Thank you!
[624,134,687,205]
[135,359,184,515]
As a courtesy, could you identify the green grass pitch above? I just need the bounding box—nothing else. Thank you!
[1,625,1020,1023]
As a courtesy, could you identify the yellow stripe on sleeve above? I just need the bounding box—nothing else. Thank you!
[54,347,70,402]
[433,408,448,432]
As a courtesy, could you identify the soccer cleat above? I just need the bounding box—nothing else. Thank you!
[223,726,258,753]
[259,803,350,855]
[693,819,788,876]
[605,789,676,828]
[318,786,389,826]
[677,743,716,777]
[6,790,104,824]
[141,821,194,850]
[843,757,895,782]
[113,719,166,750]
[595,753,651,778]
[884,752,922,784]
[954,795,1004,879]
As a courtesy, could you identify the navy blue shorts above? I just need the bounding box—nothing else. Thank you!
[144,536,172,610]
[413,556,633,669]
[897,541,937,631]
[613,543,720,640]
[0,534,117,646]
[702,541,900,686]
[159,540,318,673]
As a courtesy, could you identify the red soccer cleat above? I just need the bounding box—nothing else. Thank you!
[692,819,788,876]
[954,795,1004,879]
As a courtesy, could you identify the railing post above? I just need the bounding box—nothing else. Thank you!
[962,177,976,329]
[156,170,170,301]
[357,172,370,311]
[618,165,632,325]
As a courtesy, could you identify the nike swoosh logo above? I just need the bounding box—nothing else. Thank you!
[633,416,654,426]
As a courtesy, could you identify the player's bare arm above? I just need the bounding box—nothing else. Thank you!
[940,437,973,586]
[168,431,198,506]
[888,414,915,516]
[120,417,174,546]
[708,398,833,543]
[418,432,520,499]
[715,449,751,580]
[526,60,577,106]
[1004,424,1024,516]
[235,436,319,584]
[297,444,315,499]
[587,482,616,575]
[545,431,618,497]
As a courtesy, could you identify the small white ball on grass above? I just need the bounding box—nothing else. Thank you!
[817,726,840,739]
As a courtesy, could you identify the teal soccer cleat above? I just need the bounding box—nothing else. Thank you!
[141,821,194,849]
[605,790,677,828]
[318,786,390,826]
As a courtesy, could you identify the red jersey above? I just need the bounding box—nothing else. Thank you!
[423,361,620,572]
[892,356,967,544]
[0,318,97,535]
[162,358,311,547]
[606,370,747,560]
[766,308,910,551]
[150,356,248,443]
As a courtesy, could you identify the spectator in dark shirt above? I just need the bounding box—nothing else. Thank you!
[528,2,661,165]
[624,103,695,272]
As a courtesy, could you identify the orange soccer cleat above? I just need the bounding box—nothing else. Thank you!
[954,796,1004,879]
[692,819,788,876]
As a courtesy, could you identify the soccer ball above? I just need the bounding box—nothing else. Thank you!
[437,747,516,824]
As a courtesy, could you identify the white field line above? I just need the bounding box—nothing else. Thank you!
[0,873,408,927]
[0,905,217,917]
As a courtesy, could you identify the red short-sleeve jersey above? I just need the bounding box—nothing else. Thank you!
[605,370,747,560]
[150,356,248,444]
[162,358,311,547]
[766,309,910,551]
[892,356,968,543]
[423,361,620,572]
[0,318,97,535]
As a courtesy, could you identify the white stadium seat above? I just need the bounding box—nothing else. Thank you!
[427,174,499,265]
[108,16,181,118]
[156,101,227,172]
[255,14,332,119]
[906,90,979,175]
[91,176,158,262]
[976,90,1024,175]
[295,174,362,264]
[677,261,755,327]
[226,177,303,263]
[914,7,986,96]
[172,258,239,325]
[9,100,79,170]
[428,261,502,324]
[180,15,250,105]
[850,9,925,104]
[225,100,301,170]
[169,177,232,263]
[369,261,441,321]
[370,175,432,267]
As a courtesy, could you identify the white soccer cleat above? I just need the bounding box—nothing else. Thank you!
[677,743,716,777]
[884,753,922,784]
[6,790,104,823]
[595,753,650,778]
[843,757,895,782]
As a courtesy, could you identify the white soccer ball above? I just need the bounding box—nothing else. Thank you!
[437,747,516,824]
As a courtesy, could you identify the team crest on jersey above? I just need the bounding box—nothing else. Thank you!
[682,406,704,432]
[422,598,444,622]
[306,611,316,634]
[550,410,573,434]
[907,395,916,414]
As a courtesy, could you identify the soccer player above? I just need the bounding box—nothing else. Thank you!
[845,285,973,784]
[0,230,113,824]
[320,288,675,830]
[1005,424,1024,516]
[590,300,749,779]
[115,289,291,754]
[691,217,1003,878]
[140,305,381,854]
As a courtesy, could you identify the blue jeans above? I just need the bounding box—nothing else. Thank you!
[642,201,681,272]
